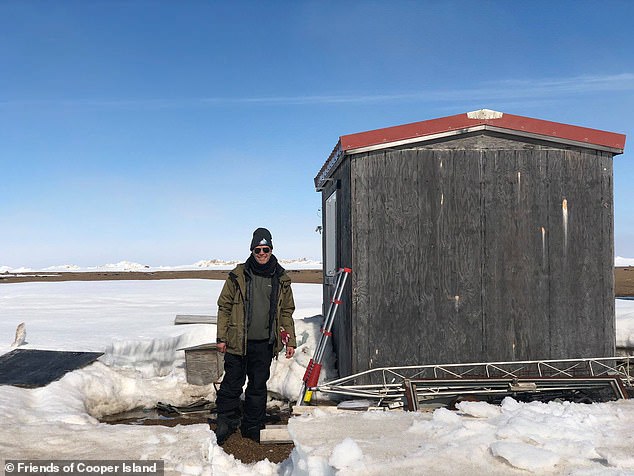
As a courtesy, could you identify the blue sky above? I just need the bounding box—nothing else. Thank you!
[1,1,633,267]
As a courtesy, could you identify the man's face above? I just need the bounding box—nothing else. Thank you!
[253,246,272,265]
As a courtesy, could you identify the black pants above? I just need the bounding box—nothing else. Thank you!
[216,339,273,429]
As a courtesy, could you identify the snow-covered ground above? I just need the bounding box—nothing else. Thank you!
[618,298,634,350]
[615,256,634,267]
[2,271,634,475]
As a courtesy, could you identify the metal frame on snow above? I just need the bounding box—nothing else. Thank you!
[313,357,634,404]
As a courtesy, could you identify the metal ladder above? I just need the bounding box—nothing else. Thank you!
[296,267,351,406]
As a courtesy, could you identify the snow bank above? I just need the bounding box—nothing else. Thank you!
[287,398,634,475]
[0,258,322,273]
[0,279,332,474]
[43,264,83,271]
[615,256,634,267]
[192,259,240,268]
[2,279,634,475]
[616,298,634,349]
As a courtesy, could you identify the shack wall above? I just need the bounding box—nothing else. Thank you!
[320,157,353,376]
[344,133,615,376]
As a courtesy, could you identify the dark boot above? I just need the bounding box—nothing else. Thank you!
[240,424,262,443]
[214,414,241,445]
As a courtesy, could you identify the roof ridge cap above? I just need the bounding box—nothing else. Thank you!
[467,109,504,120]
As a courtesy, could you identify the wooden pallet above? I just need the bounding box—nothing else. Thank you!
[174,314,217,325]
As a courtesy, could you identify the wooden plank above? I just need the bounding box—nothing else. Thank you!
[416,148,443,364]
[291,405,315,415]
[404,380,419,411]
[291,405,345,415]
[259,427,293,444]
[350,154,380,383]
[481,148,514,362]
[350,154,370,379]
[600,152,616,355]
[340,159,354,376]
[174,315,217,325]
[359,151,381,378]
[547,149,569,358]
[449,148,483,363]
[434,147,456,364]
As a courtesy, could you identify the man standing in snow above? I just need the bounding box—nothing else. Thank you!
[214,227,297,444]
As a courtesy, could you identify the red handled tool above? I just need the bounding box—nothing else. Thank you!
[297,267,351,405]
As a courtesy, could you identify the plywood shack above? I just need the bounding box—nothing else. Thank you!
[315,109,626,378]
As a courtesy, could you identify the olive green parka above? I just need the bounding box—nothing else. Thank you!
[216,263,297,356]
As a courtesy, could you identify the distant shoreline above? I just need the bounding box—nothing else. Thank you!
[2,268,633,296]
[0,269,323,284]
[615,267,634,297]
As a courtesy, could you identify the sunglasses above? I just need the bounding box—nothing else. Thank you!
[253,247,271,254]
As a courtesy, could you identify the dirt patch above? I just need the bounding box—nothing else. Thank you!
[209,412,294,465]
[616,267,634,297]
[5,268,633,295]
[103,405,294,465]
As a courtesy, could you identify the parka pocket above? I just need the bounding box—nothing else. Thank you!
[226,325,238,343]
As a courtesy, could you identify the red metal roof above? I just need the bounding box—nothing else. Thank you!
[315,110,626,190]
[340,110,625,152]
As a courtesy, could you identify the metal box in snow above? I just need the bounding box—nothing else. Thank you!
[180,343,224,386]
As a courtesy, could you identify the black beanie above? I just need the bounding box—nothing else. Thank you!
[250,227,273,250]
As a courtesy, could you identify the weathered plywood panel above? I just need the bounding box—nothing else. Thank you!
[363,151,388,371]
[332,159,353,376]
[481,149,515,361]
[365,151,390,370]
[355,147,484,366]
[600,152,616,355]
[548,149,611,358]
[514,149,552,360]
[481,148,551,361]
[351,153,374,375]
[337,157,354,377]
[366,150,422,368]
[416,148,443,364]
[350,154,369,377]
[433,149,483,363]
